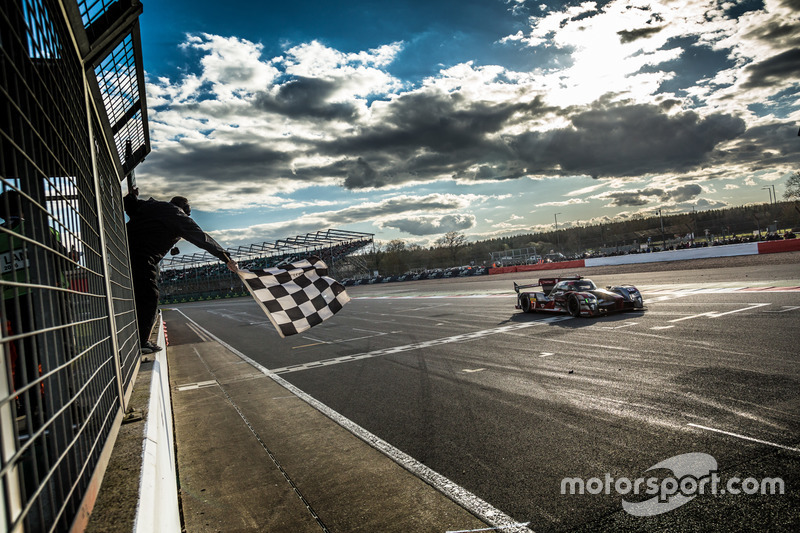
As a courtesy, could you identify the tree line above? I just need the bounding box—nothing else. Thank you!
[363,199,800,276]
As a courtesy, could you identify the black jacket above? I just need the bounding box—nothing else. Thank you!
[125,195,231,264]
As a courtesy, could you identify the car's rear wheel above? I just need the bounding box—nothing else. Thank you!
[520,293,532,313]
[567,295,581,317]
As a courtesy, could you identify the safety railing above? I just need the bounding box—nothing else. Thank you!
[1,0,148,531]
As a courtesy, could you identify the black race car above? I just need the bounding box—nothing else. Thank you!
[514,275,644,317]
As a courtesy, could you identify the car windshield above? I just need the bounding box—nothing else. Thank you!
[556,279,596,291]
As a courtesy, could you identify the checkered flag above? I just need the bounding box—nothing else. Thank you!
[238,256,350,338]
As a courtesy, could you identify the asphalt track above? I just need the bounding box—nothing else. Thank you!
[168,258,800,532]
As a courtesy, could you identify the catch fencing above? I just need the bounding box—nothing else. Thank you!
[1,0,149,531]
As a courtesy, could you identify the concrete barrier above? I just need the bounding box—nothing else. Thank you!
[584,243,758,267]
[135,315,181,533]
[487,239,798,275]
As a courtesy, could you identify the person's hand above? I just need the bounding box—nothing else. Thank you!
[226,260,239,273]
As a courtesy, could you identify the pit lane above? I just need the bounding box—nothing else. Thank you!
[169,259,800,531]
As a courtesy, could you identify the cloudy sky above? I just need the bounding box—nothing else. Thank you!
[136,0,799,253]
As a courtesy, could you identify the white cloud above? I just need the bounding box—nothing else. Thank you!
[535,198,590,207]
[183,33,279,100]
[138,2,796,247]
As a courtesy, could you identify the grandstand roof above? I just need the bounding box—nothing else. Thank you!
[161,228,374,269]
[67,0,151,177]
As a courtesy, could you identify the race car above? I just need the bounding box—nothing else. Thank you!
[514,275,644,317]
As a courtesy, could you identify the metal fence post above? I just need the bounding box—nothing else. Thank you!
[84,78,127,414]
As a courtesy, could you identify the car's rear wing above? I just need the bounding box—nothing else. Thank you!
[513,281,540,293]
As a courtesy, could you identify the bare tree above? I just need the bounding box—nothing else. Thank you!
[383,239,407,275]
[435,231,467,266]
[784,171,800,200]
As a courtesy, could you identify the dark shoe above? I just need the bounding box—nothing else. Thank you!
[141,340,162,354]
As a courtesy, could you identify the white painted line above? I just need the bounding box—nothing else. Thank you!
[669,303,771,323]
[462,368,486,373]
[766,306,800,313]
[352,327,387,334]
[176,380,217,392]
[404,303,450,312]
[353,294,509,300]
[300,334,327,344]
[708,303,771,317]
[596,322,638,330]
[186,321,214,342]
[328,331,391,343]
[539,352,554,357]
[687,423,800,453]
[669,311,716,323]
[268,315,573,374]
[173,309,532,533]
[650,325,675,330]
[447,523,531,533]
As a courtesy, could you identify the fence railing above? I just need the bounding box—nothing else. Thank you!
[1,1,149,530]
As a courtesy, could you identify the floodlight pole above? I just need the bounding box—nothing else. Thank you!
[762,186,773,205]
[554,213,561,252]
[657,208,665,249]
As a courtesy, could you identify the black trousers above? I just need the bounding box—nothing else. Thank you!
[130,255,160,346]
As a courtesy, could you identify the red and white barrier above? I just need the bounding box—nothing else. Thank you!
[757,239,800,254]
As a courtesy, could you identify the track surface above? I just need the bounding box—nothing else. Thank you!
[168,259,800,531]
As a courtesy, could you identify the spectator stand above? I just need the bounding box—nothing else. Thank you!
[158,229,373,303]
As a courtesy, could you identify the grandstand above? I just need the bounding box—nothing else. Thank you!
[158,229,373,303]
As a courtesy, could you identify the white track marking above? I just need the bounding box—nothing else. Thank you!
[173,309,533,533]
[669,303,771,322]
[594,322,638,330]
[670,311,717,323]
[687,424,800,453]
[270,316,573,374]
[447,524,531,533]
[176,380,217,392]
[708,303,771,317]
[186,321,214,342]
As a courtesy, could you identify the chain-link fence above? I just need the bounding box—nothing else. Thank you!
[1,0,148,530]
